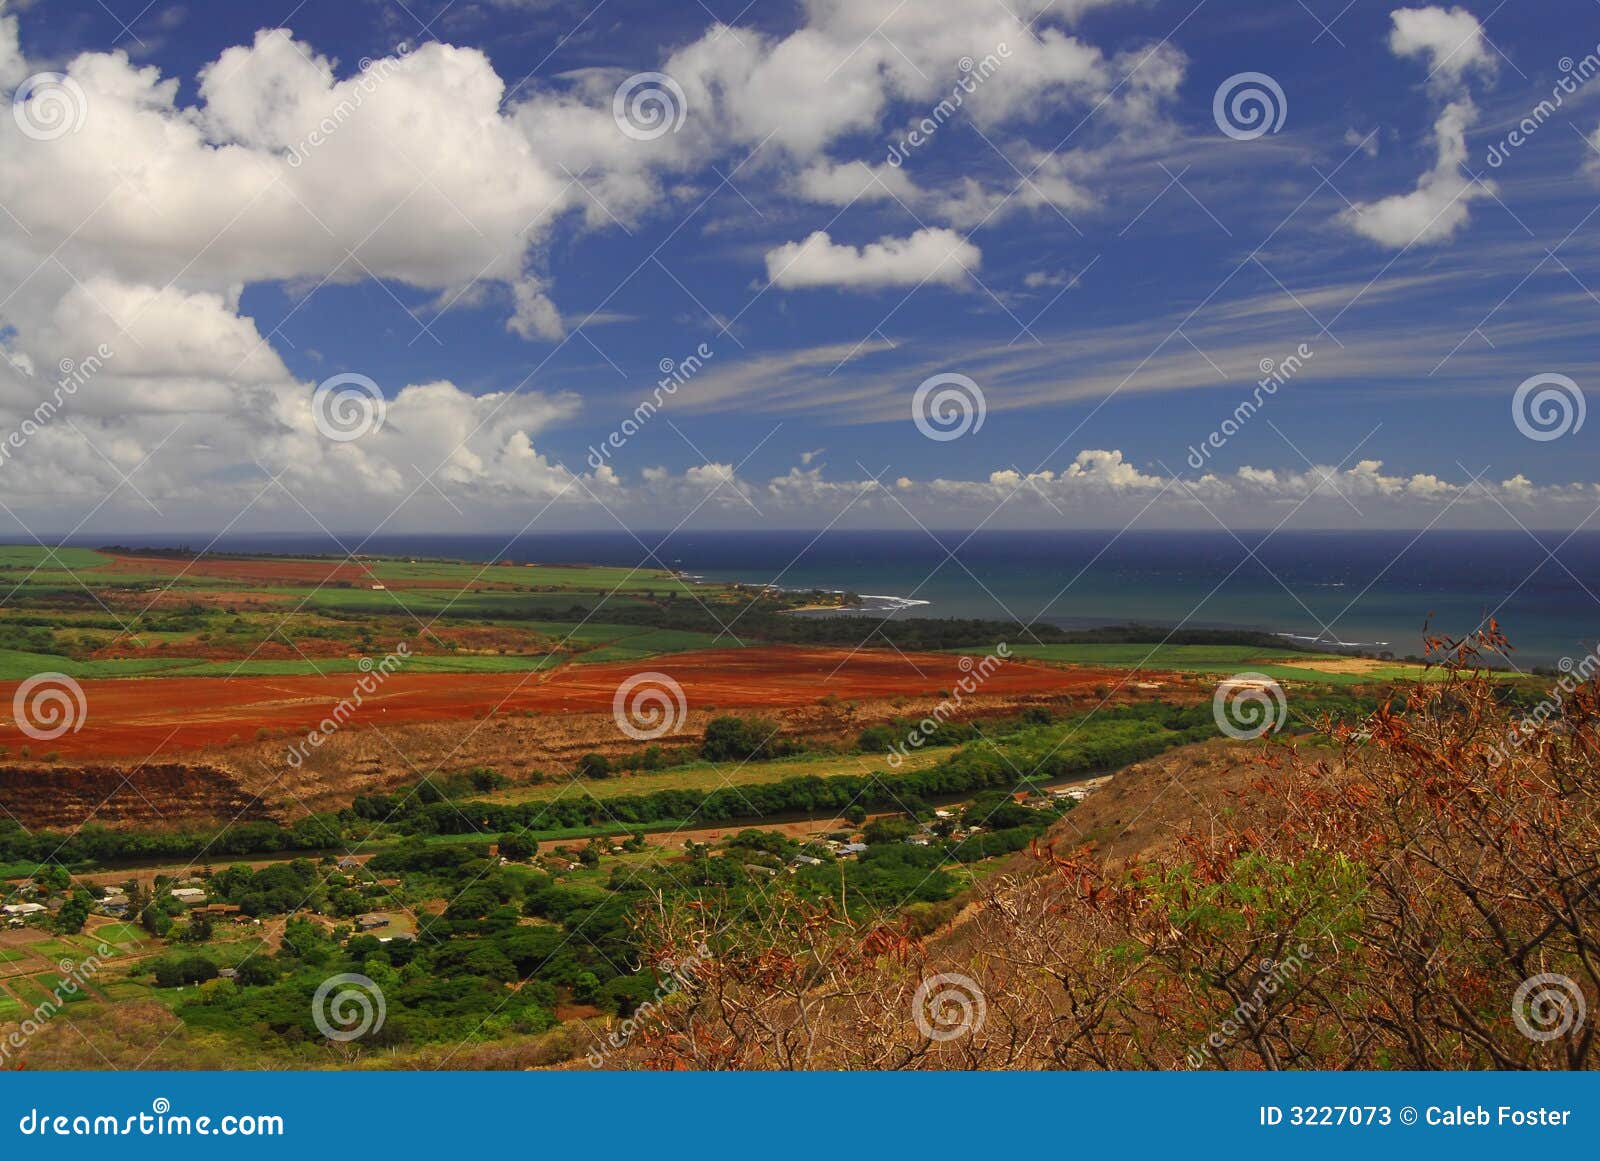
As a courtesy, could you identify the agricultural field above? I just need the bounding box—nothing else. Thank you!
[993,642,1436,685]
[0,542,1429,1072]
[477,743,962,806]
[0,545,738,677]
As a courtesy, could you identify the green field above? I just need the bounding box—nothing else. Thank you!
[28,939,82,960]
[0,541,745,683]
[0,648,199,680]
[8,976,56,1008]
[0,619,728,681]
[32,973,91,1002]
[0,546,693,592]
[991,643,1433,685]
[481,744,960,807]
[293,587,656,617]
[0,545,114,572]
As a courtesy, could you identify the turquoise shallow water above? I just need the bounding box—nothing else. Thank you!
[53,529,1600,668]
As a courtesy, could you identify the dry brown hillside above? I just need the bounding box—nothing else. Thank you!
[615,632,1600,1071]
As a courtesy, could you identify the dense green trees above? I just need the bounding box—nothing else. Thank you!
[701,715,792,762]
[497,833,534,862]
[372,703,1212,840]
[54,889,92,934]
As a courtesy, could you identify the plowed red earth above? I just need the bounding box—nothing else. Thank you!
[1,647,1128,761]
[104,553,383,587]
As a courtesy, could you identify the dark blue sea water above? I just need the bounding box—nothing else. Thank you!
[70,529,1600,668]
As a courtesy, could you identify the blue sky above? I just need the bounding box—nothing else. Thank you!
[1,0,1598,532]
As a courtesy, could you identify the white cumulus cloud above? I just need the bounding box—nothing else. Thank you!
[763,228,980,290]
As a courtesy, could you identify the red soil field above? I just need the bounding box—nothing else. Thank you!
[103,552,385,588]
[1,647,1131,762]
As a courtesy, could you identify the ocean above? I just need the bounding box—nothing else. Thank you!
[78,529,1600,669]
